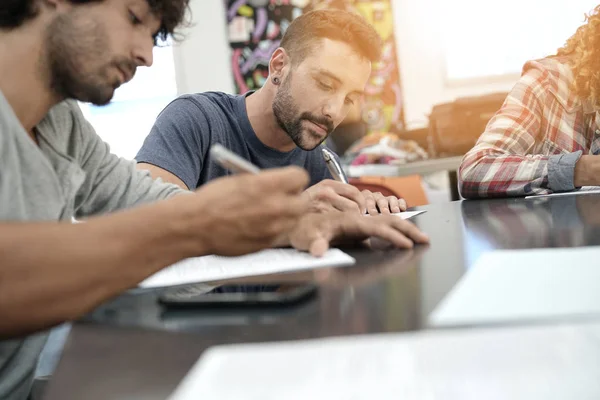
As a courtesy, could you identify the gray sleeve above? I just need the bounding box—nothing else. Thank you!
[547,150,582,192]
[135,97,209,190]
[70,103,186,218]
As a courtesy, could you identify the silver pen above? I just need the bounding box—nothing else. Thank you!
[210,143,260,174]
[321,147,348,184]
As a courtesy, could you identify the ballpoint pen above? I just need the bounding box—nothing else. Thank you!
[210,143,261,174]
[321,147,348,184]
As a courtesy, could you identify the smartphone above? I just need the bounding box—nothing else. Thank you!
[158,283,318,308]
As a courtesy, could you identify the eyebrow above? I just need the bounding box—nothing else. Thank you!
[313,68,364,96]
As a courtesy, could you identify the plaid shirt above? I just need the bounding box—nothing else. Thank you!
[459,57,600,198]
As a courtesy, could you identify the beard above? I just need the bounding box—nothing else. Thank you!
[44,11,136,106]
[272,72,334,151]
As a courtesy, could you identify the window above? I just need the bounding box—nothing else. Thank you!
[440,0,598,82]
[79,41,178,159]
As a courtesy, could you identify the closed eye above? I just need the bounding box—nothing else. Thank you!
[128,10,142,25]
[317,81,333,91]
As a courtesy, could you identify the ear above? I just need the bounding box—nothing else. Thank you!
[268,48,290,79]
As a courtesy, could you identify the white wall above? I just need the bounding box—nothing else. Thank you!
[391,0,517,129]
[172,0,234,95]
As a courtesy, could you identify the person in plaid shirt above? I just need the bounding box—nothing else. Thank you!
[459,5,600,198]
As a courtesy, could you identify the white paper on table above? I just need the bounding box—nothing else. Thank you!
[525,186,600,199]
[169,321,600,400]
[139,248,355,289]
[366,210,425,219]
[429,246,600,327]
[393,210,425,219]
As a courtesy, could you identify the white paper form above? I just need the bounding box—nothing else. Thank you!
[525,186,600,199]
[139,248,355,289]
[366,210,426,219]
[393,210,425,219]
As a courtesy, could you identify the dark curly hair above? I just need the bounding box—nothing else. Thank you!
[280,9,383,64]
[0,0,190,41]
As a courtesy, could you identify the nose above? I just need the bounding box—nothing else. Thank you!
[132,34,154,67]
[322,95,346,124]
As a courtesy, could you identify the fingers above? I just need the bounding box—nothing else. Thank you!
[361,220,415,248]
[311,186,361,214]
[363,190,389,215]
[398,198,408,212]
[287,214,333,256]
[319,180,366,213]
[385,217,429,244]
[376,194,391,214]
[362,190,407,214]
[309,236,330,257]
[388,196,402,213]
[364,191,379,215]
[334,213,429,249]
[327,192,362,213]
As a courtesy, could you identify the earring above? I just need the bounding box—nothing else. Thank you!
[273,77,280,85]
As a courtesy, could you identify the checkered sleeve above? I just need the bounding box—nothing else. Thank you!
[458,65,553,199]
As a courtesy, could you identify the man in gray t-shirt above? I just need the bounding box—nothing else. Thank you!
[137,10,408,216]
[136,91,335,189]
[0,2,428,399]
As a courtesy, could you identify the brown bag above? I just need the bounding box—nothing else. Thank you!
[428,92,508,157]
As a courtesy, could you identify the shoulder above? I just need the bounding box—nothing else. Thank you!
[42,100,80,137]
[39,100,96,155]
[157,92,240,122]
[520,57,579,111]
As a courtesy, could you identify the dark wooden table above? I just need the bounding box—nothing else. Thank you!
[43,194,600,399]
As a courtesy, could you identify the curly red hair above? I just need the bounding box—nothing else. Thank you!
[557,5,600,107]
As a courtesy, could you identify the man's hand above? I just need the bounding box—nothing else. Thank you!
[285,212,429,256]
[172,167,310,256]
[302,180,408,215]
[302,179,366,214]
[361,189,407,214]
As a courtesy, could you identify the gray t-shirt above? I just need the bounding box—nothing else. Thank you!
[0,91,183,400]
[135,91,334,189]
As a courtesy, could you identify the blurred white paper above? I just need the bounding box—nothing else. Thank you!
[366,210,425,219]
[394,210,425,219]
[169,322,600,400]
[139,248,355,288]
[429,246,600,326]
[525,186,600,199]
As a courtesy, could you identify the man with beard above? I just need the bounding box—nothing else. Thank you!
[0,1,430,399]
[136,9,408,216]
[459,5,600,198]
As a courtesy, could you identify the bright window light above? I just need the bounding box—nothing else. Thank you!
[440,0,598,81]
[79,40,178,159]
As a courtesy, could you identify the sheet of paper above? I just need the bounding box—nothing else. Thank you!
[366,210,425,219]
[429,246,600,327]
[139,248,355,289]
[525,186,600,199]
[393,210,425,219]
[169,321,600,400]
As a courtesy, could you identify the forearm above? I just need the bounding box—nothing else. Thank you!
[459,152,550,198]
[0,200,201,338]
[573,154,600,187]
